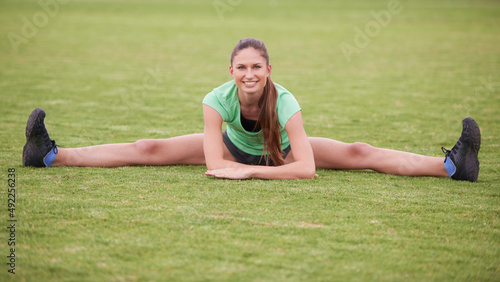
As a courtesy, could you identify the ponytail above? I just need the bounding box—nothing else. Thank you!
[258,77,284,166]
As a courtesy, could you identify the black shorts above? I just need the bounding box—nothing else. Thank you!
[222,131,291,166]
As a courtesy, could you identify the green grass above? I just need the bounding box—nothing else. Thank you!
[1,0,499,280]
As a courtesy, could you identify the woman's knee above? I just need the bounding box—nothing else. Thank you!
[133,139,160,156]
[348,142,375,159]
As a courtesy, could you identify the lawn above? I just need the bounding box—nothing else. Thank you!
[0,0,499,281]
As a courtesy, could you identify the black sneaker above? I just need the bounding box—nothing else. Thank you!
[22,108,58,167]
[442,117,481,182]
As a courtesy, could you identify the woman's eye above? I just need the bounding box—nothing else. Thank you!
[238,66,245,70]
[253,66,261,69]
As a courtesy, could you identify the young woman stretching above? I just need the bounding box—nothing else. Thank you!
[22,38,481,181]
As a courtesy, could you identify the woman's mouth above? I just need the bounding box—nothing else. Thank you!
[243,81,258,86]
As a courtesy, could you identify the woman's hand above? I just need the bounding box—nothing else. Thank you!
[205,167,253,180]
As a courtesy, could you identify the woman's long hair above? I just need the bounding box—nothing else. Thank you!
[230,38,284,166]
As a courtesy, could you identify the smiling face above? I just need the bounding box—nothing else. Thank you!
[230,47,271,98]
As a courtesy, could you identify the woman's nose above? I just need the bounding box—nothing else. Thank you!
[245,69,254,78]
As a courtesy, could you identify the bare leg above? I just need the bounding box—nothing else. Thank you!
[52,133,236,167]
[308,137,448,177]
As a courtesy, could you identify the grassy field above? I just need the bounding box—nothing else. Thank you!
[1,0,499,280]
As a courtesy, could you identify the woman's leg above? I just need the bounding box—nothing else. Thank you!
[308,137,447,177]
[52,134,207,167]
[306,117,481,181]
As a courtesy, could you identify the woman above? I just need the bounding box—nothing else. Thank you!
[22,38,481,181]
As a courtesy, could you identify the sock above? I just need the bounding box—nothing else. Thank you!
[443,156,456,178]
[43,147,58,167]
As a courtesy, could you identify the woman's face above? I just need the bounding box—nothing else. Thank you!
[230,47,271,97]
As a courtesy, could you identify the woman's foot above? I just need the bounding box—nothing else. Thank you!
[442,117,481,182]
[22,108,58,167]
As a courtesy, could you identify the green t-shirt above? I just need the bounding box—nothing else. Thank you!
[202,80,301,156]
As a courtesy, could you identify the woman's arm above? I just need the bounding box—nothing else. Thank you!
[204,108,316,180]
[203,105,253,171]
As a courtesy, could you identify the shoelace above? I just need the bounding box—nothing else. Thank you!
[441,147,451,162]
[441,140,462,162]
[51,140,61,154]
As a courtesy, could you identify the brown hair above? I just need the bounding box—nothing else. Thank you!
[230,38,284,166]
